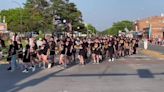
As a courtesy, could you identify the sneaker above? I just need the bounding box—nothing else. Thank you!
[64,64,67,68]
[29,67,33,69]
[32,67,36,72]
[48,63,51,69]
[22,69,29,73]
[7,67,11,71]
[93,62,96,64]
[96,62,100,64]
[108,59,112,62]
[112,58,115,62]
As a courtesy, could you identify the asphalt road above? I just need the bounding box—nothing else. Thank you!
[0,53,164,92]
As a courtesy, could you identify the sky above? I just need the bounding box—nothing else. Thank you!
[1,0,164,31]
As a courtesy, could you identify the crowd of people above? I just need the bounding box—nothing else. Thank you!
[149,38,164,46]
[3,33,139,73]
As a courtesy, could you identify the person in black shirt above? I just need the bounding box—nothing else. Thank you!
[108,42,115,62]
[103,40,109,59]
[49,37,56,67]
[82,39,88,59]
[41,39,50,69]
[8,40,18,71]
[71,39,76,63]
[59,40,68,68]
[65,41,73,65]
[113,40,118,59]
[22,40,31,73]
[7,40,13,71]
[91,41,99,64]
[17,40,24,70]
[78,40,85,65]
[0,38,6,48]
[30,41,38,71]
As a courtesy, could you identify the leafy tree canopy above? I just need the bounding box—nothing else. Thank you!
[101,20,133,36]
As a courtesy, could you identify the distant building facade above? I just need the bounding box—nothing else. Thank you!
[0,23,7,31]
[135,14,164,39]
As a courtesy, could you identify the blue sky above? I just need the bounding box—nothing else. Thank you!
[1,0,164,31]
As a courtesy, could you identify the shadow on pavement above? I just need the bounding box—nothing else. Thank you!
[0,63,77,92]
[137,69,154,78]
[50,69,164,78]
[1,62,164,92]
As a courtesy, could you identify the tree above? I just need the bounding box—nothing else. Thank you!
[86,24,97,35]
[50,0,84,32]
[101,20,133,36]
[0,8,28,32]
[0,0,85,33]
[24,0,51,32]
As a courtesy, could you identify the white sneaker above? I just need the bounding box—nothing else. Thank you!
[22,69,28,73]
[112,58,115,62]
[108,59,111,62]
[32,67,35,72]
[29,67,33,69]
[48,63,51,69]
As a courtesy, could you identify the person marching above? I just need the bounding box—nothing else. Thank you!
[78,40,86,65]
[59,40,68,68]
[92,40,101,64]
[22,39,31,73]
[108,42,115,62]
[17,40,24,70]
[40,39,50,69]
[49,36,56,68]
[30,40,38,71]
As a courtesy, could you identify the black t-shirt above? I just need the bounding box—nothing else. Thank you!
[61,44,66,54]
[8,44,16,55]
[23,44,30,62]
[50,42,56,55]
[18,43,23,54]
[0,39,5,48]
[33,43,38,50]
[42,43,50,55]
[83,42,88,48]
[108,45,114,53]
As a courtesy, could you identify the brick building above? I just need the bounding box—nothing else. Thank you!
[135,15,164,39]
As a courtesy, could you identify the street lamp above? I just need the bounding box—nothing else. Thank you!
[62,19,67,37]
[77,26,80,30]
[12,1,23,34]
[63,19,66,24]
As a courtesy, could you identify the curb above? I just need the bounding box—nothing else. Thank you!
[140,49,164,59]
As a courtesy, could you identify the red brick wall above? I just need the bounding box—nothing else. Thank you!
[136,16,164,39]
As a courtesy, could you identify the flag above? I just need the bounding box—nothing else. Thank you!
[148,24,152,39]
